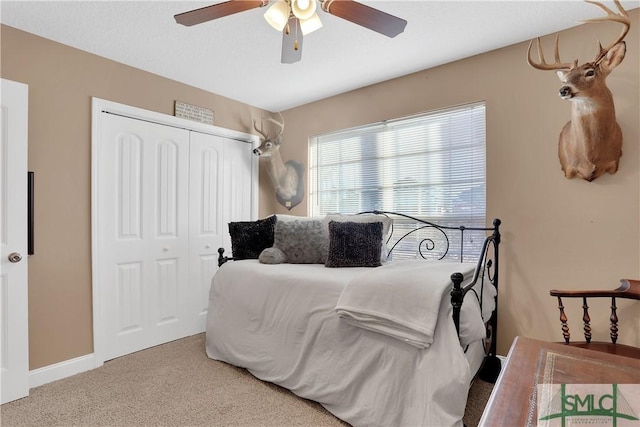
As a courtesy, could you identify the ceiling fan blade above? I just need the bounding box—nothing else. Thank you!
[321,0,407,38]
[175,0,267,26]
[281,17,303,64]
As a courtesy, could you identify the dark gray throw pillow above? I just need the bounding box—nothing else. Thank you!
[228,215,277,260]
[325,221,383,268]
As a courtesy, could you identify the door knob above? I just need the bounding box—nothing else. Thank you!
[8,252,22,263]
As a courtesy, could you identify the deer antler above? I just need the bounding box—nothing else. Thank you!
[253,119,270,141]
[527,33,578,71]
[582,0,630,64]
[267,112,285,140]
[253,113,284,142]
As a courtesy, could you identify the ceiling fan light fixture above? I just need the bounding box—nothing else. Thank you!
[300,13,322,35]
[174,0,406,64]
[264,0,290,31]
[291,0,316,20]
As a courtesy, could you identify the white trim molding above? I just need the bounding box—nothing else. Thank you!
[29,353,99,389]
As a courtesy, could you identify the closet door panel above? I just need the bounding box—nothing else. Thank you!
[156,141,179,237]
[222,139,254,252]
[115,262,143,333]
[149,138,188,341]
[98,113,190,360]
[189,132,224,332]
[117,134,142,239]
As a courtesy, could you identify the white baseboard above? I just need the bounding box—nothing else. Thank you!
[29,353,100,389]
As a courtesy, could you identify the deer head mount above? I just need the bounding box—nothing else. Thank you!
[253,113,304,210]
[527,0,630,182]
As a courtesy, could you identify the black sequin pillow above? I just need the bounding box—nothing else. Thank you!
[325,221,383,268]
[228,215,277,260]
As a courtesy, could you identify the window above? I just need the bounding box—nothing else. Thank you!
[309,102,486,260]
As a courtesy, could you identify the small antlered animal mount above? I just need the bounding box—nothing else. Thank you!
[253,113,304,210]
[527,0,630,182]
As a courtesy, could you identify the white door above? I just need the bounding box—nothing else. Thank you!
[0,79,29,404]
[188,133,254,331]
[188,132,224,333]
[93,99,256,362]
[222,138,254,251]
[97,113,191,361]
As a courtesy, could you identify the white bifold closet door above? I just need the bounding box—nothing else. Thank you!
[97,112,252,361]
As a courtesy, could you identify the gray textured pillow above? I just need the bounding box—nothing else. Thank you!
[273,219,329,264]
[325,221,383,268]
[258,247,287,264]
[276,214,324,223]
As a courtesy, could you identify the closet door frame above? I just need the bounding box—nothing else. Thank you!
[90,98,258,367]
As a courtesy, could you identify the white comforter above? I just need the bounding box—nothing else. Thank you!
[206,260,491,427]
[336,261,477,349]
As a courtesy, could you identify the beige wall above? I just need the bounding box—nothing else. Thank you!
[2,7,638,370]
[271,9,640,355]
[1,25,271,370]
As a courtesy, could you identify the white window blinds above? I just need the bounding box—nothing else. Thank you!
[309,102,486,260]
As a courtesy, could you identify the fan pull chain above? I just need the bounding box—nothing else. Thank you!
[294,19,299,51]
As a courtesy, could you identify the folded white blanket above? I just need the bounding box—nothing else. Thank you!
[335,260,477,349]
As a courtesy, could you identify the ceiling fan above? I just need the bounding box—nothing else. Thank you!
[174,0,407,64]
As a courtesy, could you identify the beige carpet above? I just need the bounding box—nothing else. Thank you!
[1,334,493,426]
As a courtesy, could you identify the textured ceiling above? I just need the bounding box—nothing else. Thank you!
[1,1,638,111]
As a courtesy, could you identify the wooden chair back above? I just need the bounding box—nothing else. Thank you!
[549,279,640,359]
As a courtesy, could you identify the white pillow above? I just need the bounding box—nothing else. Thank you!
[459,281,497,347]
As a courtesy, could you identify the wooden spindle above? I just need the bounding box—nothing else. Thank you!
[557,296,570,343]
[582,297,592,343]
[610,297,619,344]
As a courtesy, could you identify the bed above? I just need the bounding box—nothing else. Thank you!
[206,211,501,427]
